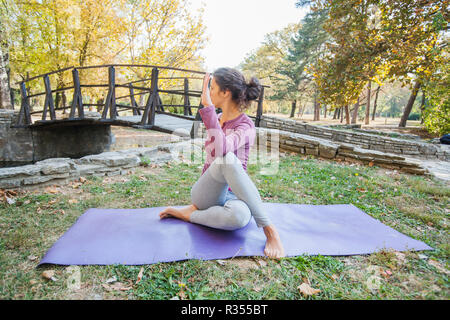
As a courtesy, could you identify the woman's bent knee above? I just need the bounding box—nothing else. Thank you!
[225,200,251,230]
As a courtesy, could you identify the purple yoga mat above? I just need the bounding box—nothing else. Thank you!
[38,203,432,266]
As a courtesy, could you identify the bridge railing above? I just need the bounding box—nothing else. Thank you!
[14,64,267,129]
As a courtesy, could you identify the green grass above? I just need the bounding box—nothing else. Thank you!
[0,154,449,300]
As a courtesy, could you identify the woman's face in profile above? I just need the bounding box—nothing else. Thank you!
[210,77,227,107]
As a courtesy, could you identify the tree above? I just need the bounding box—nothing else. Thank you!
[6,0,208,112]
[0,0,14,109]
[239,23,302,115]
[301,0,448,128]
[282,8,329,120]
[421,47,450,135]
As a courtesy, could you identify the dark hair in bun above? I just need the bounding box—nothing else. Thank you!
[212,67,262,111]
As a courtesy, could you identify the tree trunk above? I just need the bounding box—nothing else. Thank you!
[323,105,327,118]
[365,80,371,125]
[0,32,13,109]
[419,89,426,124]
[290,100,296,118]
[62,91,67,114]
[344,105,350,124]
[333,108,338,120]
[351,97,360,124]
[340,107,344,123]
[371,85,380,121]
[399,80,421,127]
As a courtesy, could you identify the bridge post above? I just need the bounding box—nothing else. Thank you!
[128,84,141,116]
[190,101,204,139]
[141,67,158,126]
[17,82,32,125]
[184,78,191,116]
[102,66,117,120]
[69,68,84,119]
[149,68,158,126]
[255,86,264,127]
[42,75,56,121]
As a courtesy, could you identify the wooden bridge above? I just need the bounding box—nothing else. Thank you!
[13,64,267,138]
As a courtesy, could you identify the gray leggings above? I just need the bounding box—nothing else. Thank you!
[190,152,272,230]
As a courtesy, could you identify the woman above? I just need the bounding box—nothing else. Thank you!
[159,67,285,259]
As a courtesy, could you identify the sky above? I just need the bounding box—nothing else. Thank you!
[189,0,307,72]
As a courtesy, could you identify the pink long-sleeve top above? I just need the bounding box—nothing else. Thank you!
[199,105,256,193]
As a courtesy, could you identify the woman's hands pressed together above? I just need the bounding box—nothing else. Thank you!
[201,73,213,107]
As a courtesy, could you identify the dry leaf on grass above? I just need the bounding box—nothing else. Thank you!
[79,177,87,183]
[68,199,79,204]
[136,267,144,284]
[45,187,60,194]
[102,282,132,292]
[5,195,15,205]
[105,276,117,284]
[428,259,450,275]
[297,283,321,296]
[71,183,82,189]
[28,255,37,261]
[41,270,58,281]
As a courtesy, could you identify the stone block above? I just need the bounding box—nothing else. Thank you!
[0,179,22,188]
[0,164,41,179]
[305,147,319,156]
[38,161,72,175]
[318,143,338,159]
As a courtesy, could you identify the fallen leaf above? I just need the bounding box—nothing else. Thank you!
[369,161,374,167]
[256,259,267,267]
[41,270,57,281]
[28,255,38,261]
[5,195,15,205]
[102,282,132,292]
[366,275,382,290]
[30,279,38,285]
[216,260,227,266]
[105,276,117,284]
[136,267,144,284]
[393,251,406,265]
[45,187,59,194]
[366,265,383,276]
[297,283,321,296]
[79,177,87,183]
[330,274,339,281]
[68,199,79,204]
[428,259,450,275]
[7,190,18,196]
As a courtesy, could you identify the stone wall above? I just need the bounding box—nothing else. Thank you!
[1,110,113,166]
[0,110,34,166]
[257,115,450,161]
[198,123,429,176]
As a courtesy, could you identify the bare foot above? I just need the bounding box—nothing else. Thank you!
[263,224,285,259]
[159,204,198,222]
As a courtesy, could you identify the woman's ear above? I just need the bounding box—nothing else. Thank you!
[221,89,231,100]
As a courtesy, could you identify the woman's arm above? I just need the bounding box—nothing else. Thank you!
[199,73,255,158]
[199,106,255,157]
